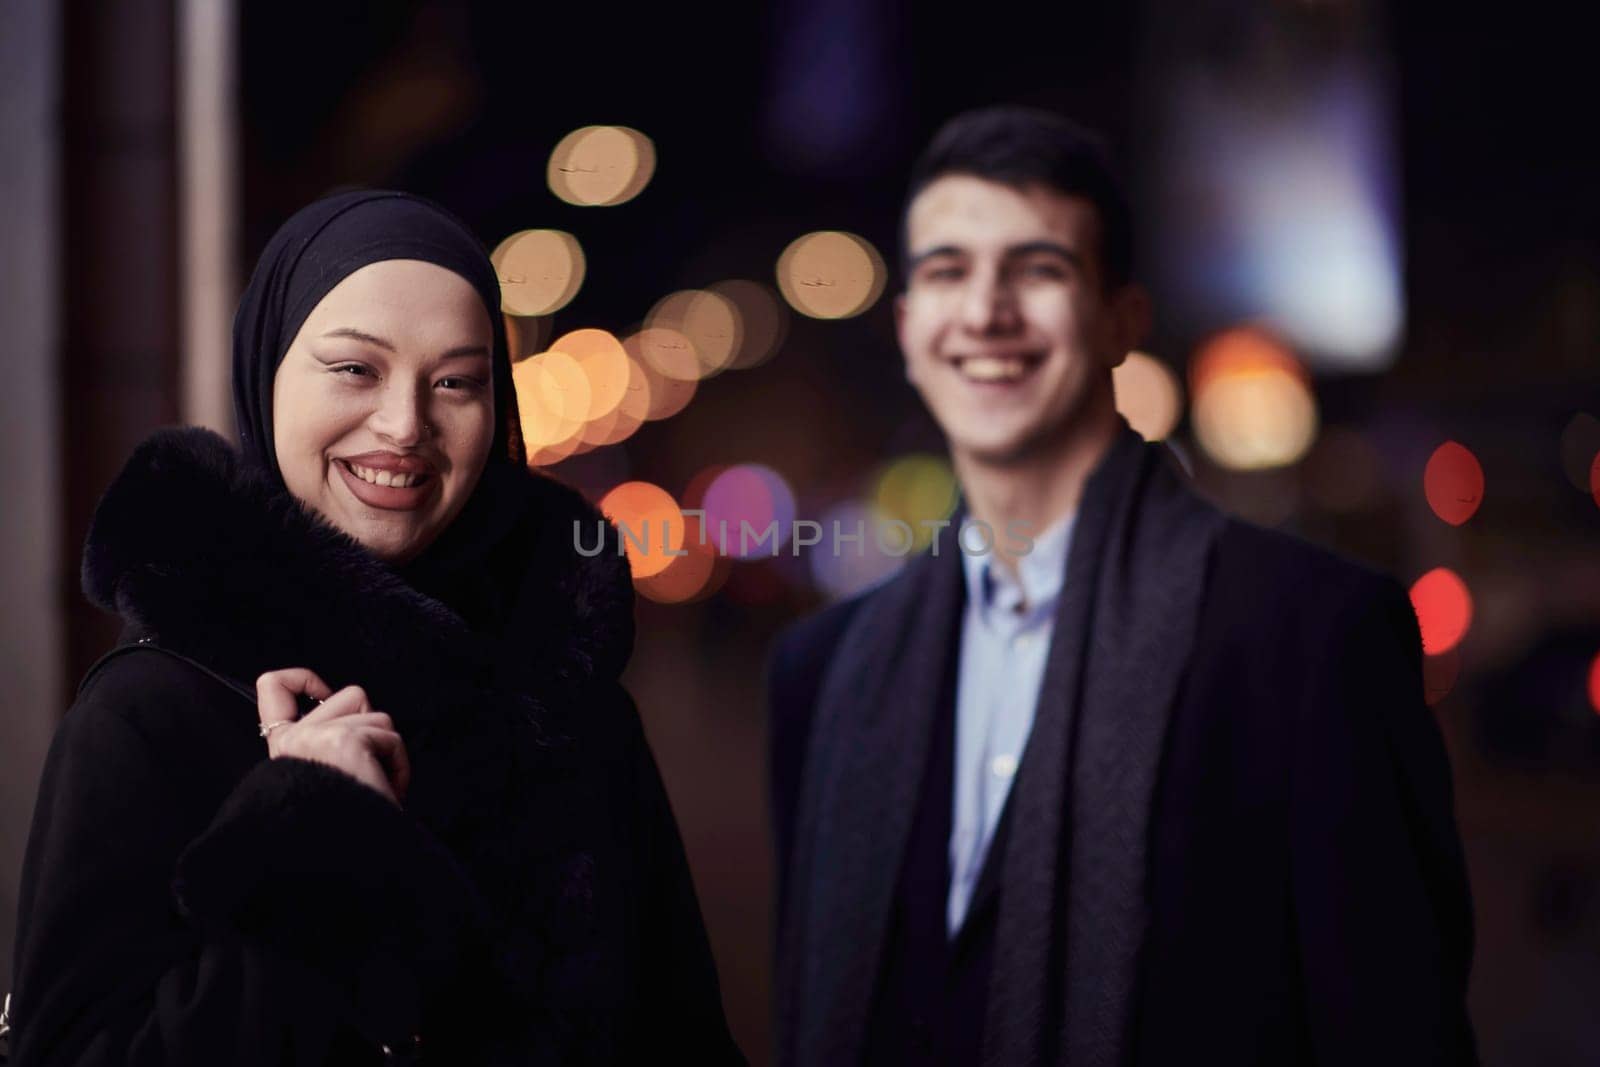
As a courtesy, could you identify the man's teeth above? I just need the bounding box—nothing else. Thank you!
[957,356,1031,382]
[349,463,423,489]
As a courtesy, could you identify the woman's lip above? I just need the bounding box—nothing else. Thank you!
[334,459,436,511]
[338,451,438,474]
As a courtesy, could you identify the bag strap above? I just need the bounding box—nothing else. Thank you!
[78,637,258,708]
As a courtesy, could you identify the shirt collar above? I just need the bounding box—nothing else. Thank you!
[960,512,1075,618]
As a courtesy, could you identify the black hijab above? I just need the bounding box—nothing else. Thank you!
[232,189,529,621]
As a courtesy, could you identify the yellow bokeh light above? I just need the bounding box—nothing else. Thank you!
[1113,351,1183,441]
[647,290,742,377]
[776,231,886,319]
[709,279,788,370]
[492,229,585,316]
[548,126,656,207]
[1190,327,1318,471]
[599,481,684,579]
[550,328,630,422]
[873,454,960,550]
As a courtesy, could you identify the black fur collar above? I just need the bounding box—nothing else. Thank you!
[80,427,635,749]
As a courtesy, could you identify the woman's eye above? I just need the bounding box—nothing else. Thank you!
[1019,261,1067,280]
[437,376,485,392]
[331,364,373,378]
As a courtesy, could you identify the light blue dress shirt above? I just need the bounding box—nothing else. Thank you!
[947,514,1075,935]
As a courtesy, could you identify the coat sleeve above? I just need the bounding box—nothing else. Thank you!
[8,682,491,1066]
[1289,578,1478,1065]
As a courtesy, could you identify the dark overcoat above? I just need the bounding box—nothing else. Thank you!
[769,427,1476,1066]
[8,428,744,1065]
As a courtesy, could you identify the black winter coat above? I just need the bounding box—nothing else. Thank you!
[770,429,1476,1065]
[8,429,743,1065]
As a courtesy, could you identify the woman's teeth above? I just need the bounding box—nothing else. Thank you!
[348,463,424,489]
[957,356,1034,382]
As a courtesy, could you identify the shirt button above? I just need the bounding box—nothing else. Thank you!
[991,754,1018,778]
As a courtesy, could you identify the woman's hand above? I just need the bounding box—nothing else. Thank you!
[255,668,411,807]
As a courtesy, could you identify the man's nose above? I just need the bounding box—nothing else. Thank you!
[370,382,429,446]
[959,268,1020,335]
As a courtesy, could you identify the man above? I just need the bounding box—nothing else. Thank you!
[768,107,1476,1066]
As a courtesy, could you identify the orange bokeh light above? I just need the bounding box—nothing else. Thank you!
[1189,325,1318,471]
[636,513,721,604]
[1423,441,1484,526]
[599,481,684,579]
[1409,567,1473,656]
[550,328,630,422]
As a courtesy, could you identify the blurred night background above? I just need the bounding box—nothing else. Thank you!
[3,1,1599,1063]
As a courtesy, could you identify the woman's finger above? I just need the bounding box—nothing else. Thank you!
[255,667,332,724]
[295,684,373,725]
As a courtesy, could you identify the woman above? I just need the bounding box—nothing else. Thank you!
[7,191,743,1064]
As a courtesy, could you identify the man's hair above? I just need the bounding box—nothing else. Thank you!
[901,106,1134,291]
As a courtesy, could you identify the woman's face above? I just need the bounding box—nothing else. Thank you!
[273,259,497,563]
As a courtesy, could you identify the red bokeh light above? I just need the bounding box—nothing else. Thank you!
[1588,651,1600,716]
[1423,441,1484,526]
[1408,567,1473,656]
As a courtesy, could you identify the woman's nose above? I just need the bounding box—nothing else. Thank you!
[370,382,429,446]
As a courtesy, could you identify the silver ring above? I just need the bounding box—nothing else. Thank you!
[258,721,292,738]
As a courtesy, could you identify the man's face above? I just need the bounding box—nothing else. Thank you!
[897,174,1139,467]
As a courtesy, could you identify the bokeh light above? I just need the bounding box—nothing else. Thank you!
[711,279,789,370]
[1558,412,1600,492]
[872,454,959,552]
[808,500,908,599]
[636,512,723,605]
[578,355,650,448]
[1423,441,1485,526]
[1589,651,1600,716]
[547,125,656,207]
[549,328,630,422]
[647,290,742,378]
[700,464,797,559]
[628,325,701,382]
[776,230,886,319]
[622,331,698,419]
[1189,326,1318,471]
[492,229,585,316]
[1112,351,1183,441]
[598,481,683,579]
[1409,567,1473,656]
[512,351,591,461]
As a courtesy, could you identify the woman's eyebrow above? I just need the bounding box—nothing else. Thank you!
[320,327,394,350]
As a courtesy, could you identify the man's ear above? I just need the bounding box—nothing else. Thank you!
[1106,283,1152,368]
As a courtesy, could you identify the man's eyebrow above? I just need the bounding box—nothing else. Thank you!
[906,245,967,271]
[1003,241,1084,267]
[320,327,394,350]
